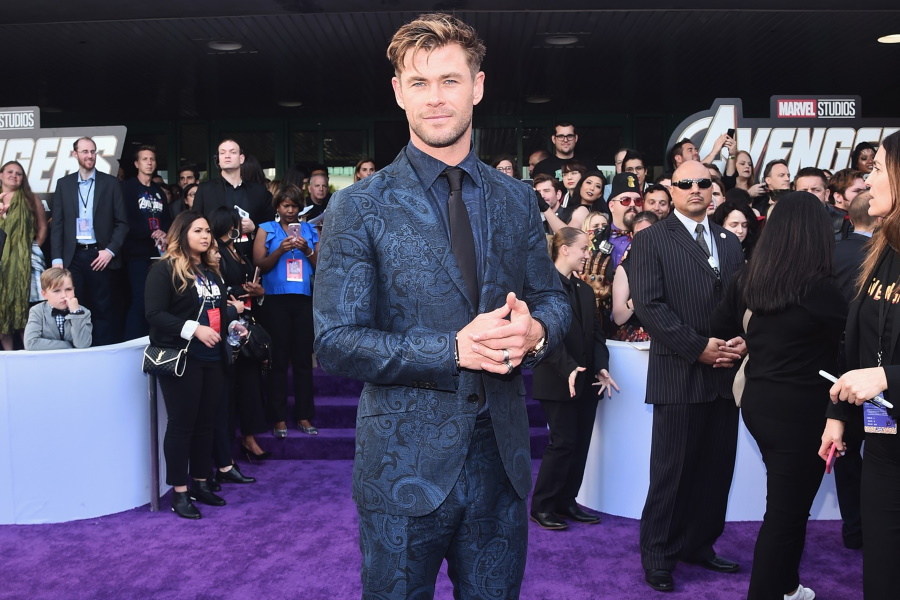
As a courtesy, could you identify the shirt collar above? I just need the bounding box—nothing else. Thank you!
[672,208,711,238]
[405,141,483,191]
[79,170,96,183]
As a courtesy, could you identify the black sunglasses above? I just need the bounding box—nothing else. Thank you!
[672,178,713,190]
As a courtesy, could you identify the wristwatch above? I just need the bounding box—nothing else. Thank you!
[525,319,547,358]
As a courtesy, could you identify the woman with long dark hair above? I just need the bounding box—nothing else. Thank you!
[822,130,900,600]
[145,210,245,519]
[712,193,847,600]
[0,161,47,350]
[530,227,617,530]
[711,198,759,260]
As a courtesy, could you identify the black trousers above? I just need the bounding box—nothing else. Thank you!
[833,404,864,546]
[639,398,739,571]
[741,390,826,599]
[262,294,315,423]
[68,247,120,346]
[124,258,151,340]
[861,431,900,600]
[531,397,599,513]
[158,357,224,486]
[212,356,268,468]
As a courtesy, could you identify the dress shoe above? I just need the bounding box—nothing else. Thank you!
[217,464,256,484]
[298,423,319,435]
[171,491,201,520]
[529,511,567,530]
[189,480,226,506]
[690,555,739,573]
[274,427,288,439]
[207,475,222,492]
[644,569,674,592]
[555,504,601,524]
[242,446,272,462]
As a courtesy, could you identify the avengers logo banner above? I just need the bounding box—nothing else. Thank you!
[668,96,899,177]
[0,106,126,198]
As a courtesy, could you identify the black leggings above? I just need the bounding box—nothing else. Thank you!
[263,294,315,423]
[158,357,224,486]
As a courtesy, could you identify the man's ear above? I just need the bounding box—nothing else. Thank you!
[392,76,405,110]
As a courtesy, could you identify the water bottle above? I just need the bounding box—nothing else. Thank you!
[226,320,247,347]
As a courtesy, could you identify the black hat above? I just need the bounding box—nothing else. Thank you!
[610,172,641,199]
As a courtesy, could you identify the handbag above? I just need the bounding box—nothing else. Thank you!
[732,309,752,407]
[142,304,205,377]
[239,316,273,365]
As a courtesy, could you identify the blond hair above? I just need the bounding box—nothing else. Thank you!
[387,13,486,76]
[40,267,73,291]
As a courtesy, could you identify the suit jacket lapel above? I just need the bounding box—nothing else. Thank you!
[668,218,718,279]
[390,156,475,310]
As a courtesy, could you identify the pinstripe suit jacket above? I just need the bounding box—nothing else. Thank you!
[629,216,744,405]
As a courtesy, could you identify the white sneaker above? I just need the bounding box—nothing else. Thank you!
[784,584,815,600]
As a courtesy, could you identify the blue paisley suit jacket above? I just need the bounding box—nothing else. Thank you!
[313,147,569,517]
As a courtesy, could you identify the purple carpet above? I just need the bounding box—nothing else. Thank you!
[0,459,862,600]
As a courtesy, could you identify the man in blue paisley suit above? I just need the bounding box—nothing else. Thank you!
[313,13,569,600]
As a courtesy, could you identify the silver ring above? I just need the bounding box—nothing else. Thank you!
[502,348,510,363]
[504,360,514,374]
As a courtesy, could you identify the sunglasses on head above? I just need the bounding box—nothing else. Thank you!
[672,178,713,190]
[616,197,644,207]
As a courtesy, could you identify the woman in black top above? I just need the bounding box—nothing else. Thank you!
[530,227,618,530]
[712,193,848,600]
[145,210,244,519]
[209,207,270,463]
[822,131,900,600]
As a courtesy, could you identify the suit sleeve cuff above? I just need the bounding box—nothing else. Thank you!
[181,320,199,341]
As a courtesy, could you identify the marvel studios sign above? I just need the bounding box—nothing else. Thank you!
[0,107,39,130]
[776,98,857,119]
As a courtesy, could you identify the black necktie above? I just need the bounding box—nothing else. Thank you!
[695,223,711,258]
[444,167,479,307]
[51,308,69,317]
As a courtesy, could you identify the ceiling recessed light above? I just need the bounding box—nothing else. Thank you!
[545,35,579,46]
[877,34,900,44]
[526,96,551,104]
[207,40,243,51]
[278,101,303,108]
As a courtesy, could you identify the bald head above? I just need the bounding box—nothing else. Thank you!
[671,161,713,221]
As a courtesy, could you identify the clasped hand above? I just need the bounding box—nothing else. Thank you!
[457,292,542,374]
[699,336,744,367]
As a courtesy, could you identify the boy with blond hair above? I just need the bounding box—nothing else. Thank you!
[24,267,92,349]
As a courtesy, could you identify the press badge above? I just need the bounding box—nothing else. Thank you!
[286,258,304,282]
[207,308,221,331]
[234,205,250,242]
[864,400,897,434]
[76,218,93,239]
[148,217,160,231]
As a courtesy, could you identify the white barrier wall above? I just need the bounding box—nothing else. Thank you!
[576,341,842,521]
[0,338,169,524]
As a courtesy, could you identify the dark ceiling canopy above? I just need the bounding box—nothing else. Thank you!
[4,1,900,123]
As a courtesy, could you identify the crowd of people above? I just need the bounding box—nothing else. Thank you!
[1,10,897,598]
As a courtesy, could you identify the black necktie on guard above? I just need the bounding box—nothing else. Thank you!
[444,166,479,307]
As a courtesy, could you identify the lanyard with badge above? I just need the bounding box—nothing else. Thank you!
[285,223,305,282]
[76,178,94,239]
[197,271,221,331]
[870,286,898,434]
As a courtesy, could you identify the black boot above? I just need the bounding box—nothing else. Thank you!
[189,479,226,506]
[171,491,201,519]
[207,471,222,492]
[217,464,256,484]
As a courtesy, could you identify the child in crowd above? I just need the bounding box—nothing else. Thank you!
[24,267,92,350]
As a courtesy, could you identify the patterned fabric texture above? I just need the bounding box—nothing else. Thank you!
[0,190,35,333]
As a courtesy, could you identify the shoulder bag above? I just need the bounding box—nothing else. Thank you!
[142,303,205,377]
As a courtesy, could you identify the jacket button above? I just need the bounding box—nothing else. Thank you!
[467,394,479,403]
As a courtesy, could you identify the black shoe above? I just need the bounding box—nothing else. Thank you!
[171,491,201,520]
[189,480,226,506]
[644,569,674,592]
[217,464,256,484]
[529,511,568,530]
[207,473,222,492]
[242,446,272,462]
[690,555,739,573]
[555,504,601,524]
